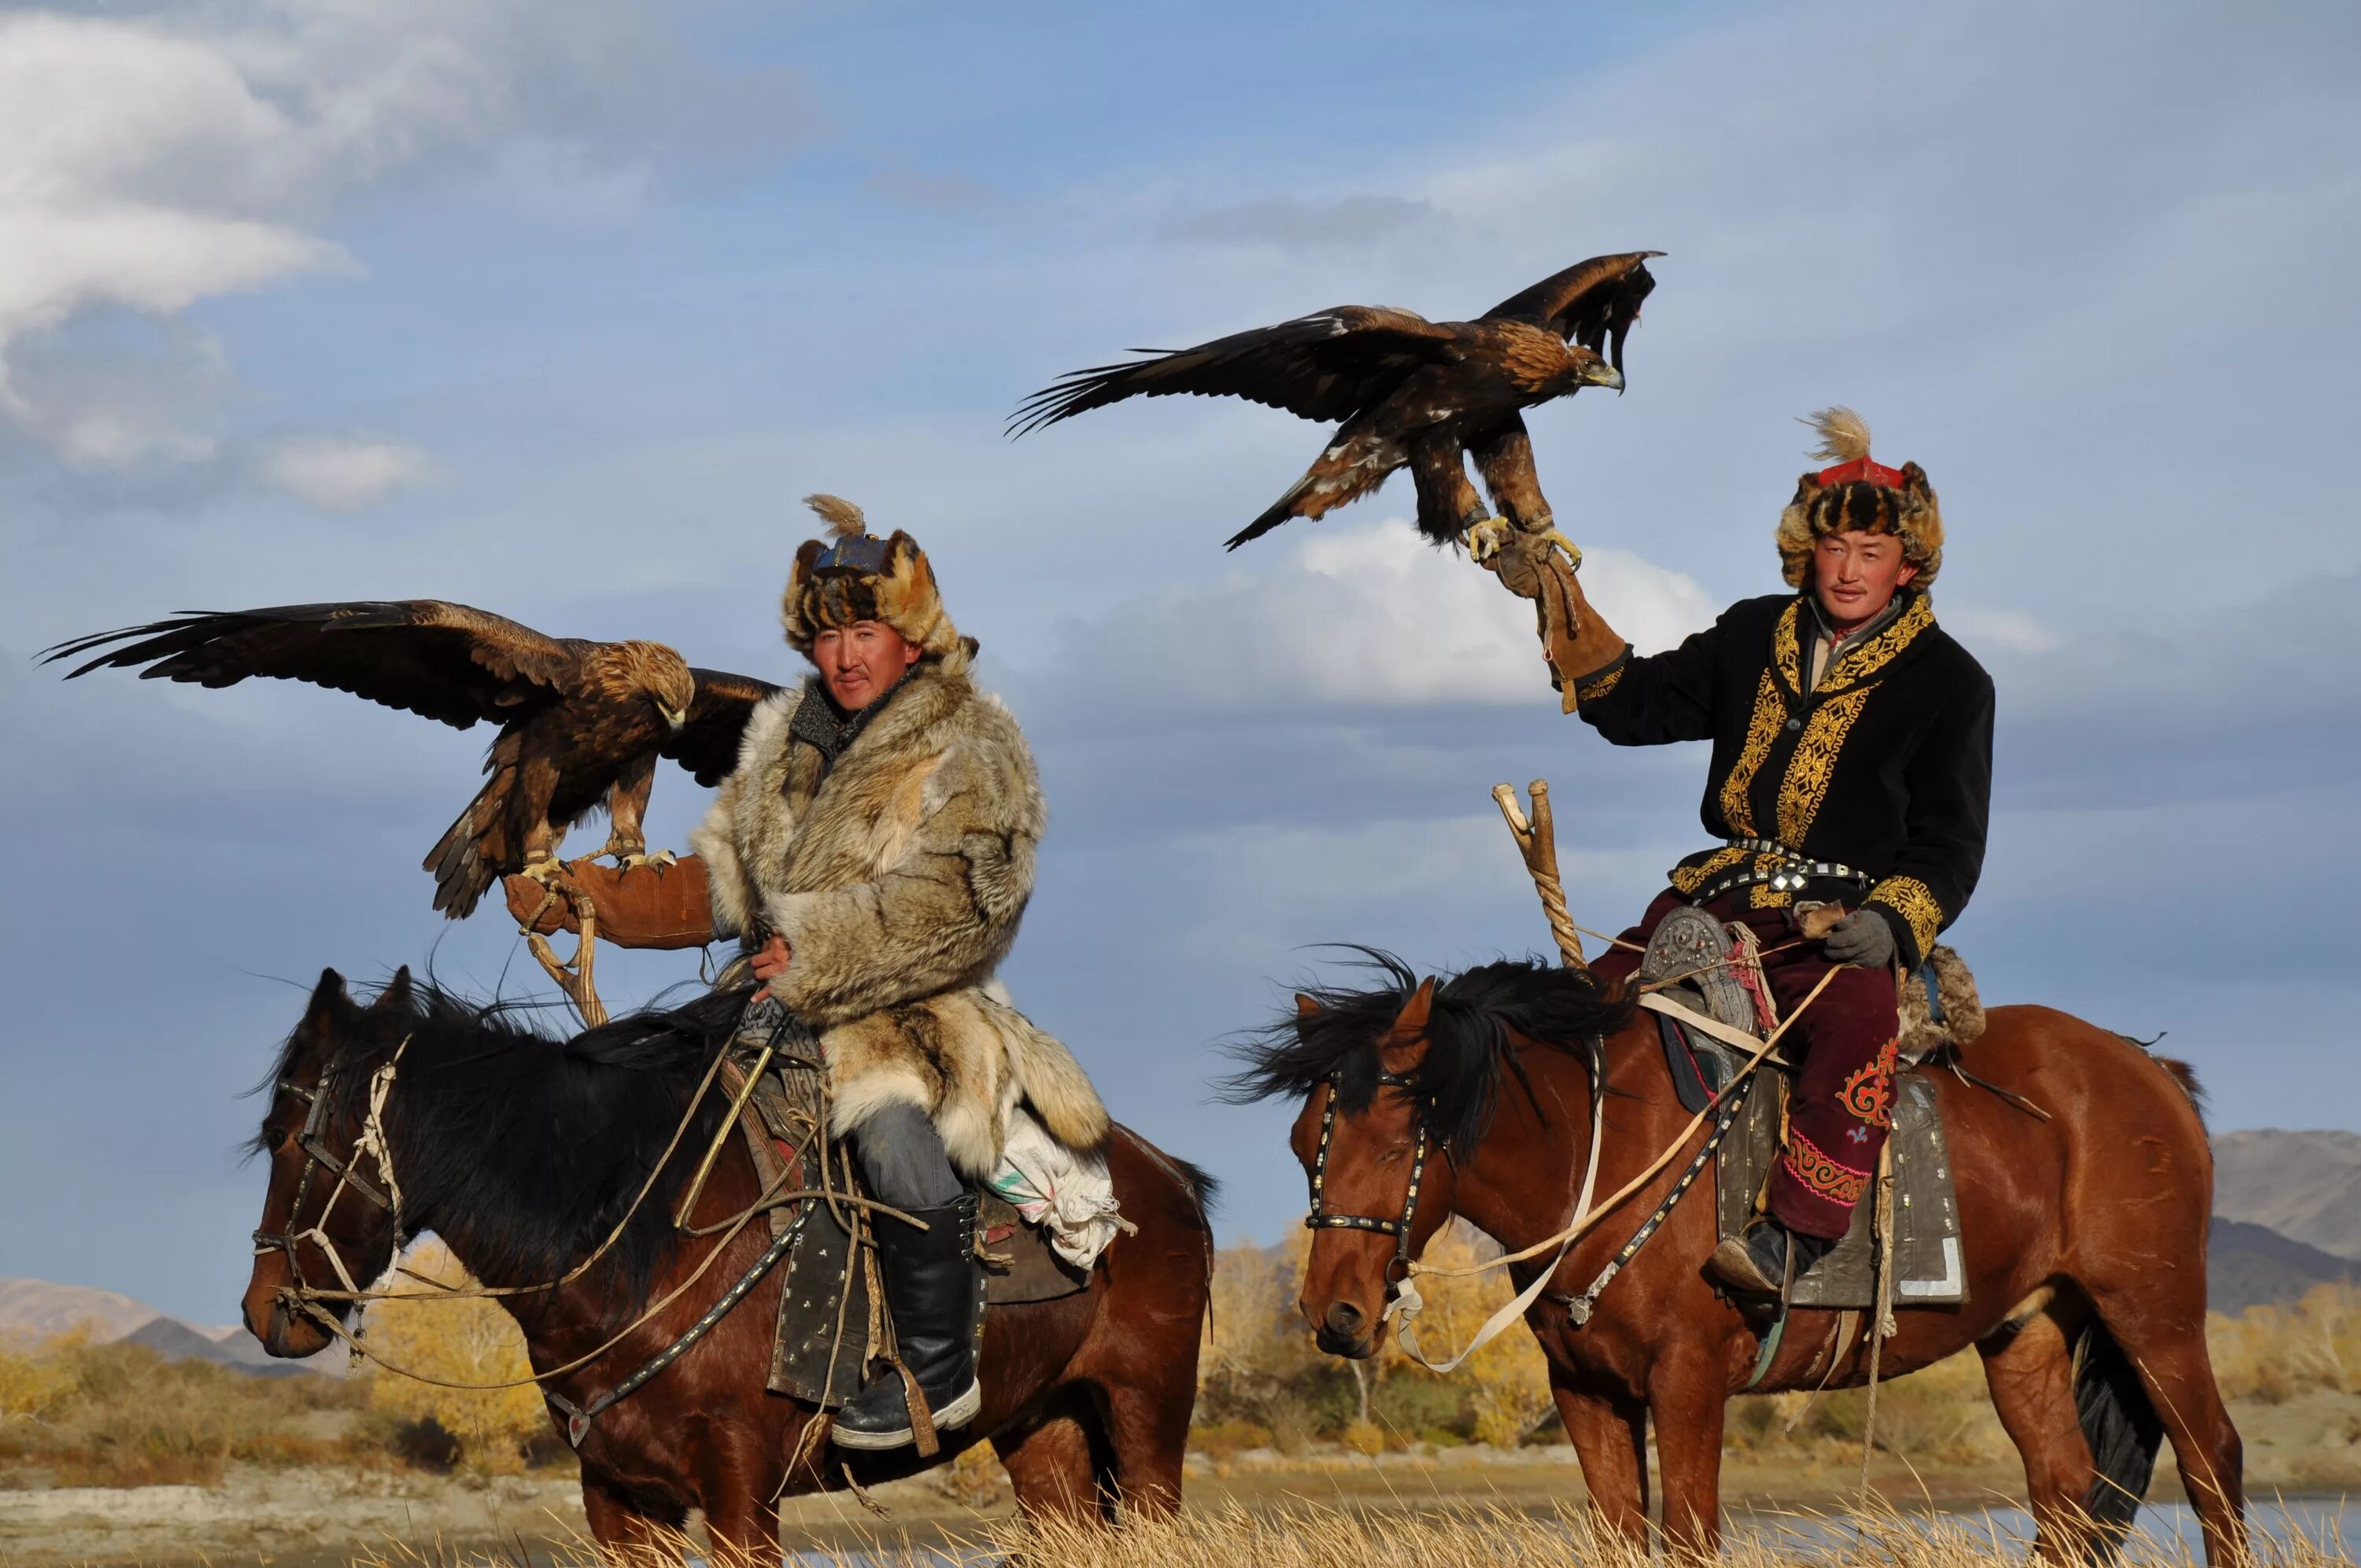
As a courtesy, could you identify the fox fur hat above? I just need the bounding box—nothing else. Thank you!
[1774,408,1944,590]
[781,494,967,663]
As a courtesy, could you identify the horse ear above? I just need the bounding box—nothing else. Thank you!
[1388,976,1438,1042]
[306,968,348,1022]
[371,967,414,1013]
[1294,993,1321,1018]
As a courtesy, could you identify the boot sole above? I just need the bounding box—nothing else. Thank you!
[1707,1236,1783,1297]
[829,1378,983,1451]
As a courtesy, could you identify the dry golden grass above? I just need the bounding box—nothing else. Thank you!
[342,1499,2352,1568]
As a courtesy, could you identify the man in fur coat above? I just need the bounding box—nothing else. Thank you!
[685,496,1108,1449]
[1488,410,1993,1298]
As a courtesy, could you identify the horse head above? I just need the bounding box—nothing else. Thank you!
[242,967,413,1358]
[1287,978,1462,1359]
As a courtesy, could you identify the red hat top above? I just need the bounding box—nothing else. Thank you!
[1805,407,1905,489]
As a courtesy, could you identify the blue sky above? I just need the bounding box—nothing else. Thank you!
[2,0,2356,1326]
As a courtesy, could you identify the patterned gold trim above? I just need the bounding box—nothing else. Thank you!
[1775,684,1875,846]
[1749,881,1793,910]
[1574,665,1625,706]
[1867,875,1944,961]
[1772,601,1803,696]
[1669,844,1748,897]
[1821,593,1934,692]
[1716,670,1786,836]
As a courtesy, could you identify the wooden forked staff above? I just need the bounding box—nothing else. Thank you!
[1491,778,1587,972]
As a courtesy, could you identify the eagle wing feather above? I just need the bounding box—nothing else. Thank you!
[1481,251,1663,371]
[40,600,585,729]
[1009,306,1460,435]
[662,668,784,787]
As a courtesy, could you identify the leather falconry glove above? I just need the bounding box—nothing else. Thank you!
[1819,909,1897,969]
[1480,532,1629,714]
[504,857,716,950]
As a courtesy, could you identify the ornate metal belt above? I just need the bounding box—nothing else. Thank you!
[1690,838,1871,906]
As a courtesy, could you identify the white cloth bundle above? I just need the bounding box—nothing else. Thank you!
[987,1108,1129,1270]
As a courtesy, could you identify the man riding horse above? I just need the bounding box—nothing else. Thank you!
[584,497,1110,1451]
[1488,408,1993,1297]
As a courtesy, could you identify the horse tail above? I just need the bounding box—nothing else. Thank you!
[2154,1056,2208,1125]
[2073,1316,2164,1555]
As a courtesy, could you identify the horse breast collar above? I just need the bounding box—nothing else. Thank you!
[1302,1069,1430,1279]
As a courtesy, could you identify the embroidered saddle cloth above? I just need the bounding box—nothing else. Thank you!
[716,1032,1095,1410]
[1639,908,1968,1311]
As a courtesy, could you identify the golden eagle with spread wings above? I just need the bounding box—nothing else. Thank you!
[1011,251,1660,560]
[42,603,776,918]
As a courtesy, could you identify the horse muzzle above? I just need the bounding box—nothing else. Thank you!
[1312,1299,1380,1360]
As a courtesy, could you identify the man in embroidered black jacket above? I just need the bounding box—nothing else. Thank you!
[1491,408,1993,1296]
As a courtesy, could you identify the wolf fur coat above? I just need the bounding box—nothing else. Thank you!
[688,648,1108,1177]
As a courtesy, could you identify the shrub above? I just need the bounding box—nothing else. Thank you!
[363,1239,550,1474]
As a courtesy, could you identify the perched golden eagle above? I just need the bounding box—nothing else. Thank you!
[1011,252,1661,559]
[42,603,776,918]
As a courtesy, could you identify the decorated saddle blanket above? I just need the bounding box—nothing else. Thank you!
[717,1035,1107,1410]
[1638,907,1972,1311]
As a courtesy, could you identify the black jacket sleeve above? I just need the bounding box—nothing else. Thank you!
[1863,669,1995,970]
[1572,607,1736,747]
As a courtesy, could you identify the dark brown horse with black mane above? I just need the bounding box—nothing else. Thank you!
[240,968,1213,1559]
[1232,951,2244,1562]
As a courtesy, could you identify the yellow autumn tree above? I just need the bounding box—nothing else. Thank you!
[0,1326,84,1425]
[1385,1219,1554,1447]
[364,1238,547,1472]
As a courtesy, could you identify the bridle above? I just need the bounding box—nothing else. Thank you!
[251,1039,408,1307]
[1302,1068,1432,1284]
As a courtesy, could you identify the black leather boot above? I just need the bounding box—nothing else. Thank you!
[1708,1217,1835,1300]
[830,1194,982,1450]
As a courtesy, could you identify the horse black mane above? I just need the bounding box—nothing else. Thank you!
[260,976,753,1315]
[1224,948,1631,1157]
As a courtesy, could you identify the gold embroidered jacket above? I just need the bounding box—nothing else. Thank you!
[1572,589,1993,970]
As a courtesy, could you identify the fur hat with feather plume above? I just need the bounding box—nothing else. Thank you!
[1774,408,1944,590]
[781,495,968,665]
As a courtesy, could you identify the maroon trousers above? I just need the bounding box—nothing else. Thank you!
[1591,888,1900,1240]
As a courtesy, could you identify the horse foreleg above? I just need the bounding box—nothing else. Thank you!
[580,1469,688,1560]
[1646,1352,1728,1557]
[1555,1381,1650,1548]
[692,1423,784,1566]
[1977,1304,2102,1561]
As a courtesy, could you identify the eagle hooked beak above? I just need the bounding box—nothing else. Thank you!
[1581,360,1625,394]
[660,705,688,730]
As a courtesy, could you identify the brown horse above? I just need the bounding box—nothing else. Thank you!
[1235,951,2245,1562]
[240,968,1212,1559]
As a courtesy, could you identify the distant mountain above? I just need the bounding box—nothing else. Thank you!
[2208,1216,2361,1314]
[0,1277,327,1376]
[2212,1129,2361,1262]
[0,1277,169,1341]
[120,1315,311,1378]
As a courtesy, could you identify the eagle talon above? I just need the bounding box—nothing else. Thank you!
[1462,516,1517,563]
[1542,529,1584,570]
[611,848,677,873]
[519,854,567,887]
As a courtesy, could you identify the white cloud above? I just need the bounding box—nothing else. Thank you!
[0,2,810,493]
[249,433,433,511]
[1940,603,2059,655]
[1040,518,1713,711]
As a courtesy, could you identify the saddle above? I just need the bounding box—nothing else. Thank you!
[715,1031,1092,1410]
[1637,907,1973,1310]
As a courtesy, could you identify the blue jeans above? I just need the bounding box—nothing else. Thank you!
[846,1100,963,1209]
